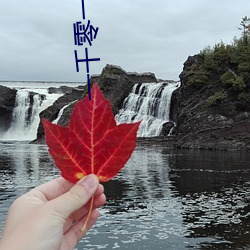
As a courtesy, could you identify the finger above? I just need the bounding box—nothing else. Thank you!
[63,185,105,232]
[63,193,106,233]
[47,174,99,219]
[32,177,74,201]
[33,178,104,201]
[95,184,104,197]
[84,191,106,212]
[62,209,100,249]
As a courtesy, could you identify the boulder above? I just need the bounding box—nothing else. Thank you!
[36,87,86,139]
[91,64,158,114]
[48,85,85,94]
[160,122,175,136]
[0,85,17,132]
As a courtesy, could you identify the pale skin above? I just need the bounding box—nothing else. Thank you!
[0,174,106,250]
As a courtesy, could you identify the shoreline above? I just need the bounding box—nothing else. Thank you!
[29,136,250,152]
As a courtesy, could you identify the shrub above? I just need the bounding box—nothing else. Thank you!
[207,91,228,106]
[200,46,213,55]
[221,71,246,91]
[221,71,236,86]
[233,76,246,91]
[186,64,209,86]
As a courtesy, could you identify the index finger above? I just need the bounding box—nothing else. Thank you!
[34,177,74,201]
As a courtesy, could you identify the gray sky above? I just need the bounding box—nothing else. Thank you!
[0,0,249,82]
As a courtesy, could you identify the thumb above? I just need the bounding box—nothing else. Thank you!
[47,174,99,219]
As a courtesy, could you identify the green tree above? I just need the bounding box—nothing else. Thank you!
[238,16,250,44]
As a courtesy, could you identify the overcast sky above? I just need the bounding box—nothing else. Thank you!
[0,0,249,82]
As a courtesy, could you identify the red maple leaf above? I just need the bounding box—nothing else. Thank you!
[42,83,140,183]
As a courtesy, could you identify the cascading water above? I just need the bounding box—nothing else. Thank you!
[1,89,62,141]
[115,81,180,137]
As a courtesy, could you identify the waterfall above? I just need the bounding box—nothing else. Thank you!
[1,89,62,141]
[115,81,180,137]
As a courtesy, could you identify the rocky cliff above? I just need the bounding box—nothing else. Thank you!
[174,53,250,151]
[0,85,17,133]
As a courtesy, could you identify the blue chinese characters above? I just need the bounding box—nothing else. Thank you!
[73,0,100,100]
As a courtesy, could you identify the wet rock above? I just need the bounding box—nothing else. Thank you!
[160,122,175,136]
[36,87,86,139]
[48,85,85,94]
[0,85,17,132]
[90,64,158,115]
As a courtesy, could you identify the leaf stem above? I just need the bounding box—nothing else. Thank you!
[80,196,94,232]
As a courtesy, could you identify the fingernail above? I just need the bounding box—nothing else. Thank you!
[79,174,98,191]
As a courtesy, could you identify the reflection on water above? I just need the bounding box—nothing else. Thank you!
[171,150,250,249]
[0,142,59,230]
[86,147,187,249]
[0,143,250,249]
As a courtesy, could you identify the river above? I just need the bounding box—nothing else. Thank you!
[0,142,250,249]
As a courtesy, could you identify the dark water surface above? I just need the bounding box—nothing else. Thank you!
[0,142,250,249]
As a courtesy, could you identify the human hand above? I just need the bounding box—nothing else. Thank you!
[0,174,106,250]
